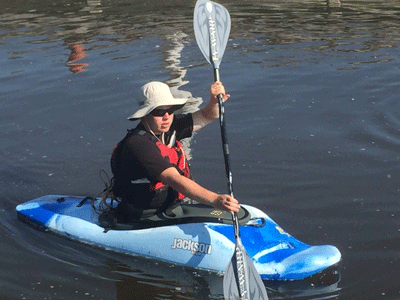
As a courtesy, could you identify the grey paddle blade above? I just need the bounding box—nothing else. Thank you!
[194,0,231,69]
[223,241,269,300]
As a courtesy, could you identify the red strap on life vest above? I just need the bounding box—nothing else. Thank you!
[150,140,190,200]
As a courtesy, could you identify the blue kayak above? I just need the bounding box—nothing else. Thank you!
[16,195,341,280]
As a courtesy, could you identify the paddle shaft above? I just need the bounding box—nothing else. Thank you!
[214,68,241,239]
[214,70,233,196]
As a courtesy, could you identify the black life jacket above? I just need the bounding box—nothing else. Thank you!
[110,128,190,209]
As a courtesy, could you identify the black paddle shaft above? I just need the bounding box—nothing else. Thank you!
[214,68,241,239]
[214,69,234,197]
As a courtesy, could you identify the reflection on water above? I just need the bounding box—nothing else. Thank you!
[1,0,400,75]
[111,260,341,300]
[67,44,89,73]
[229,1,400,70]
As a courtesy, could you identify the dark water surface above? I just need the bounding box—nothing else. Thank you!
[1,0,400,299]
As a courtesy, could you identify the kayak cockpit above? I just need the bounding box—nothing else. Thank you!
[98,203,253,230]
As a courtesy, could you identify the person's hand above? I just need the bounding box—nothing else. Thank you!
[213,194,240,214]
[210,81,230,103]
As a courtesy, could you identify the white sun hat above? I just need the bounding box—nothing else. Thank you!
[127,81,188,120]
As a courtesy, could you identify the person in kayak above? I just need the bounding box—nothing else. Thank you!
[110,81,240,221]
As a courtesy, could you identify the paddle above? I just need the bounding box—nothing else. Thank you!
[194,1,269,299]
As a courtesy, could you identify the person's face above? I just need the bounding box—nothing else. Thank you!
[143,106,175,134]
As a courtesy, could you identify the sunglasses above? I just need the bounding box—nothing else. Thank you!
[150,106,177,117]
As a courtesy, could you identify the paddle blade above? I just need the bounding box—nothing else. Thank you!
[223,243,269,300]
[194,0,231,69]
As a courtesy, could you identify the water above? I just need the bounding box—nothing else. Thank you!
[1,0,400,299]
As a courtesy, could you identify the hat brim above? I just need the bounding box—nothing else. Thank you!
[127,98,187,120]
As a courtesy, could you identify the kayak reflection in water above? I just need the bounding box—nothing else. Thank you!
[108,81,240,222]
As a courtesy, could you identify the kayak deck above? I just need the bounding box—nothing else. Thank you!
[96,200,252,230]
